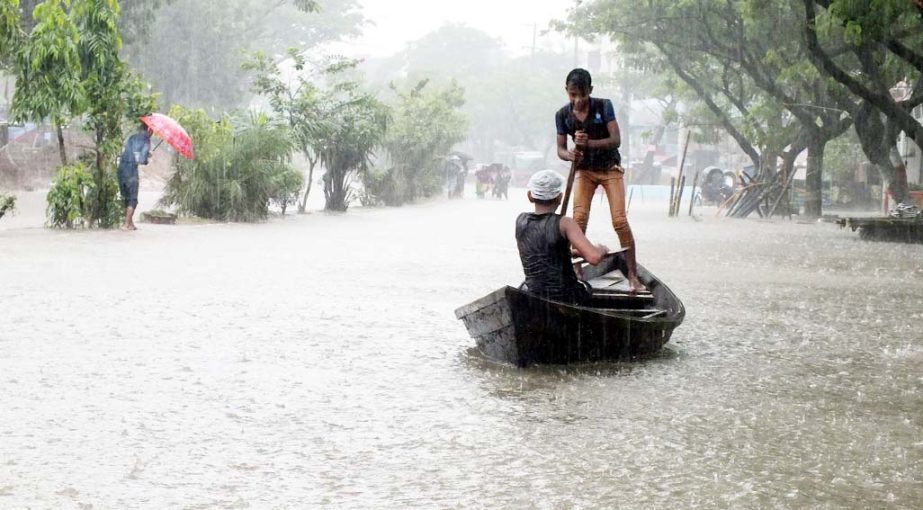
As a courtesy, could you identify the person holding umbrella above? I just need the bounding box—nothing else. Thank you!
[116,113,194,230]
[116,121,154,231]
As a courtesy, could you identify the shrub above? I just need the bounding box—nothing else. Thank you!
[270,168,305,215]
[0,194,15,220]
[47,163,90,228]
[160,107,300,222]
[46,161,124,229]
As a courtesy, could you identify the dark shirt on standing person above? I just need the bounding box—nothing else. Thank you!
[555,97,621,171]
[117,132,151,182]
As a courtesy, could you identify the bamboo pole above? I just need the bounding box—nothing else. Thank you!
[675,175,686,217]
[668,177,676,217]
[672,130,691,217]
[688,170,700,217]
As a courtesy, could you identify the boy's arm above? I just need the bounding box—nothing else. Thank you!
[560,216,607,265]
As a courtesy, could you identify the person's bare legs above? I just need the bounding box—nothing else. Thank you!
[123,206,136,230]
[623,246,645,293]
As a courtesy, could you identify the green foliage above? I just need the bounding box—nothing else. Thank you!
[125,0,363,112]
[371,79,468,205]
[46,163,92,228]
[0,193,15,220]
[45,161,121,228]
[319,83,391,212]
[13,0,156,227]
[270,164,304,215]
[0,0,22,65]
[244,49,337,211]
[160,107,301,222]
[10,0,83,152]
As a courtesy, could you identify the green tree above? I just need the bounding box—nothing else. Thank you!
[72,0,156,227]
[125,0,360,112]
[378,79,468,204]
[244,49,336,213]
[10,0,83,165]
[0,0,21,64]
[320,83,390,211]
[801,0,923,206]
[566,0,857,217]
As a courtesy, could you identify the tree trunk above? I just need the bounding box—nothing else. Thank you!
[888,146,910,205]
[54,121,67,166]
[93,130,105,226]
[298,155,317,214]
[803,137,825,218]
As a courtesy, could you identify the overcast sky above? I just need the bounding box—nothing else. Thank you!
[343,0,575,57]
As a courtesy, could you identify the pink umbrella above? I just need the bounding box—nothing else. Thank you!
[140,113,194,160]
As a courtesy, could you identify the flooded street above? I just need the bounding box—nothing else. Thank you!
[1,191,921,509]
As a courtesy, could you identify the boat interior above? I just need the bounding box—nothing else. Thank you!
[584,269,663,318]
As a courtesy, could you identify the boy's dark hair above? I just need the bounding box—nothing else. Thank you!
[140,121,149,131]
[565,68,592,93]
[533,197,559,207]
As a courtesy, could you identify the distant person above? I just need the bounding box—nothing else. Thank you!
[516,170,609,304]
[475,166,492,199]
[555,68,645,292]
[117,122,153,231]
[492,166,511,200]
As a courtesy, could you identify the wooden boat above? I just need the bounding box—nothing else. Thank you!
[454,253,685,367]
[836,216,923,243]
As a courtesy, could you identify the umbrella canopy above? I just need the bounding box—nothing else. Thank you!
[140,113,194,160]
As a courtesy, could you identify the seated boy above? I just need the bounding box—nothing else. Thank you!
[516,170,609,304]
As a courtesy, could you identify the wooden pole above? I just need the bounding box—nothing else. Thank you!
[559,153,580,216]
[688,170,700,216]
[672,130,691,217]
[675,175,686,217]
[668,177,676,217]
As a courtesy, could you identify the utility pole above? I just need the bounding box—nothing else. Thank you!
[573,0,582,67]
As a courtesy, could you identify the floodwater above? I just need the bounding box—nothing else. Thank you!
[1,189,921,509]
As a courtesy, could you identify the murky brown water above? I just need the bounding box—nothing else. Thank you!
[1,190,921,509]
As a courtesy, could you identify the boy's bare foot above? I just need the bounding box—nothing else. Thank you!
[628,277,648,294]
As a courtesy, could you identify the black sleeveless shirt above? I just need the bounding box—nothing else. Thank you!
[515,212,585,303]
[555,97,621,171]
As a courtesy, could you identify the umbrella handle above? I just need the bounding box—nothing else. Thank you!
[151,139,164,153]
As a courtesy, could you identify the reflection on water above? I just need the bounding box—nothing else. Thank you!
[0,193,921,508]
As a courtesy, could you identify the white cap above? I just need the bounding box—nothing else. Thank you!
[527,170,565,200]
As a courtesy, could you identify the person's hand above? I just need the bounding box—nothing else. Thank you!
[596,244,610,257]
[567,148,583,162]
[574,130,588,147]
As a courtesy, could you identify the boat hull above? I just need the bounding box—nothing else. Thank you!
[455,254,685,367]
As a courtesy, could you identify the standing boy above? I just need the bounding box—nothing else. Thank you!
[555,68,644,292]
